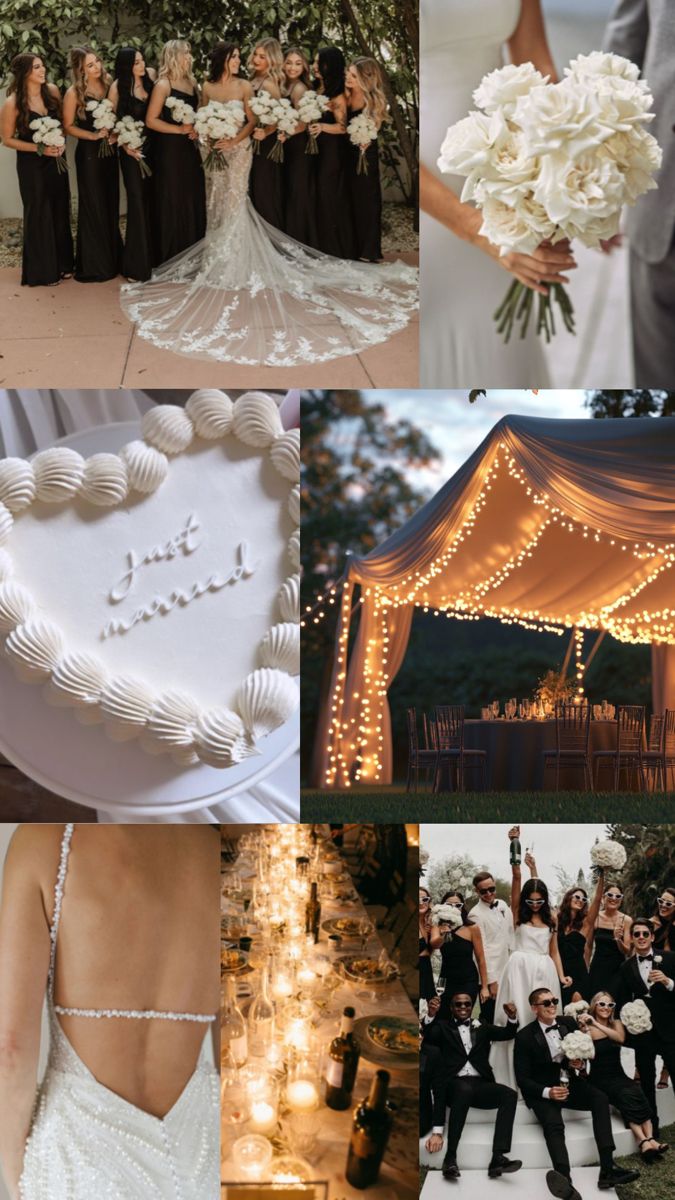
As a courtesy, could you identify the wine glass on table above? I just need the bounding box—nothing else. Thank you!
[491,700,500,720]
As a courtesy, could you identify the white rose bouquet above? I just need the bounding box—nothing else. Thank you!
[266,98,300,163]
[194,99,246,171]
[249,90,278,155]
[437,53,662,343]
[29,116,68,174]
[85,97,117,157]
[561,1030,595,1062]
[114,115,151,177]
[620,998,652,1034]
[590,840,627,872]
[563,999,589,1019]
[164,95,196,127]
[432,903,464,934]
[348,113,378,174]
[296,91,329,154]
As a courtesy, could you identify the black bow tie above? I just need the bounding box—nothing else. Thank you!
[456,1019,471,1027]
[639,955,654,962]
[545,1024,560,1034]
[490,900,499,909]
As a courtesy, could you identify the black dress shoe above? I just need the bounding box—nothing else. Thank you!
[597,1165,640,1189]
[488,1155,522,1177]
[442,1156,460,1180]
[546,1170,581,1200]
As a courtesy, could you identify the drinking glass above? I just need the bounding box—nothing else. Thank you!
[491,700,500,720]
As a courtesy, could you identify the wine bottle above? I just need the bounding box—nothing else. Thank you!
[325,1006,360,1110]
[509,830,522,867]
[248,965,274,1057]
[345,1069,393,1189]
[305,880,321,944]
[221,976,248,1067]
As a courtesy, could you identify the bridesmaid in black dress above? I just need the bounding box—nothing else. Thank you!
[309,47,355,258]
[0,54,73,285]
[419,886,440,1003]
[556,872,604,1005]
[145,40,206,265]
[63,46,121,282]
[345,58,386,262]
[588,883,632,1000]
[436,891,488,1018]
[248,38,284,231]
[109,48,156,281]
[280,47,318,248]
[583,993,666,1162]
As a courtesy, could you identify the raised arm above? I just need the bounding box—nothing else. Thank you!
[582,869,605,941]
[507,0,557,79]
[509,828,522,921]
[471,925,489,997]
[602,0,649,69]
[0,830,52,1199]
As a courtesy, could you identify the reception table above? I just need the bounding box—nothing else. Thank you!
[221,827,417,1200]
[455,718,624,791]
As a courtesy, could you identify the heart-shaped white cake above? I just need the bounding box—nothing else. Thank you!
[0,392,300,769]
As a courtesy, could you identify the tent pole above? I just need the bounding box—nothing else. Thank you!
[584,630,606,672]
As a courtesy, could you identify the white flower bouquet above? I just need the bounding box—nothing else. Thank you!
[194,99,246,171]
[296,91,329,153]
[437,52,662,343]
[590,840,627,871]
[620,998,652,1034]
[563,999,590,1019]
[29,115,68,174]
[432,903,464,932]
[348,113,378,174]
[266,98,300,163]
[249,90,279,154]
[165,95,196,127]
[86,97,117,157]
[561,1030,595,1061]
[114,115,151,177]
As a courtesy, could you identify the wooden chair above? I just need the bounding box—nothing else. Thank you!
[542,703,592,791]
[593,705,646,791]
[405,707,438,792]
[643,710,675,792]
[434,705,487,792]
[643,713,664,791]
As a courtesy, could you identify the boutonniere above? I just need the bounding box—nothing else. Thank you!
[654,955,663,966]
[471,1019,481,1029]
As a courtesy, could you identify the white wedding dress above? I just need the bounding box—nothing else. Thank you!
[121,135,417,366]
[420,0,548,387]
[489,923,561,1090]
[19,825,220,1199]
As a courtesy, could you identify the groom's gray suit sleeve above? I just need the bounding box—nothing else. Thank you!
[603,0,648,70]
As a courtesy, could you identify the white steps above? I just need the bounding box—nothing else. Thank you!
[421,1166,618,1199]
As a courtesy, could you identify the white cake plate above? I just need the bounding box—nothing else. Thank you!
[0,421,300,818]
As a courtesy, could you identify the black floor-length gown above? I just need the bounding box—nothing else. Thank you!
[437,933,480,1016]
[249,127,284,232]
[589,1036,653,1124]
[346,107,382,262]
[282,128,318,248]
[119,94,154,280]
[315,108,354,259]
[588,926,625,1001]
[16,111,73,286]
[152,88,206,265]
[559,928,591,1004]
[74,96,121,282]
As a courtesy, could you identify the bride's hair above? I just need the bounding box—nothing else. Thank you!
[519,877,555,929]
[158,40,196,89]
[248,38,284,90]
[282,46,311,92]
[70,46,112,118]
[208,42,238,83]
[558,886,588,934]
[440,891,473,927]
[348,57,388,127]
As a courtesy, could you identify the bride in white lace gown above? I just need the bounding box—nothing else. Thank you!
[121,43,417,367]
[0,824,219,1200]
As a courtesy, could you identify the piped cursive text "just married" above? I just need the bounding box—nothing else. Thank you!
[101,542,258,639]
[109,513,202,603]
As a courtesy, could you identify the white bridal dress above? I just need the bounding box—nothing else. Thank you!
[489,923,561,1090]
[19,825,219,1200]
[420,0,548,387]
[121,131,417,366]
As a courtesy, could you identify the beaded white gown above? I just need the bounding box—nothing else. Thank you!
[121,133,417,366]
[489,923,562,1090]
[19,825,220,1200]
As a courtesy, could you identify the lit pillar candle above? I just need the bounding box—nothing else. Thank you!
[286,1080,319,1111]
[249,1099,277,1135]
[231,1134,273,1181]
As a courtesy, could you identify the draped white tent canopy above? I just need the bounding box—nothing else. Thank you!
[317,415,675,787]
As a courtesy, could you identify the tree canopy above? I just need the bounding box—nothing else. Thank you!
[607,824,675,917]
[586,390,675,417]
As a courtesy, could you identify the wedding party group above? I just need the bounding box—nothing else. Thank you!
[1,36,417,368]
[420,827,675,1200]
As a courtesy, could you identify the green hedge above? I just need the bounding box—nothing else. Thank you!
[300,791,675,823]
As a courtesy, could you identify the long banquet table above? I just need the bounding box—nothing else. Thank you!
[221,829,417,1200]
[454,718,627,791]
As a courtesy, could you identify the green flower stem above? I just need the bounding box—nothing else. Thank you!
[493,280,576,345]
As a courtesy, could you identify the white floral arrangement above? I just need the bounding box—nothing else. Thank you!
[29,115,68,174]
[165,95,196,128]
[347,113,378,174]
[85,97,116,157]
[296,91,329,153]
[620,998,652,1034]
[437,52,662,344]
[194,99,246,171]
[266,98,300,163]
[419,998,428,1022]
[432,903,464,931]
[249,90,278,154]
[114,115,151,177]
[563,999,590,1019]
[590,840,627,871]
[561,1030,595,1061]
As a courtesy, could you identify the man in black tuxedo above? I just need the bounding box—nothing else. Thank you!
[424,991,522,1180]
[615,918,675,1137]
[420,1037,447,1139]
[514,988,639,1199]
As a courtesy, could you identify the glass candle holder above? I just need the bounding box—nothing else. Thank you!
[231,1134,273,1181]
[270,1155,314,1183]
[242,1069,279,1136]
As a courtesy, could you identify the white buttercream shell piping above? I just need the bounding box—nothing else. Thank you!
[194,707,257,768]
[288,485,300,525]
[141,405,194,455]
[236,667,298,738]
[0,550,14,583]
[0,502,14,546]
[145,690,199,750]
[232,392,283,448]
[100,674,154,741]
[185,391,233,439]
[279,574,300,623]
[5,618,64,682]
[0,458,36,513]
[269,429,300,482]
[0,581,35,634]
[32,448,85,502]
[119,440,169,494]
[80,454,129,507]
[45,651,106,715]
[259,622,300,675]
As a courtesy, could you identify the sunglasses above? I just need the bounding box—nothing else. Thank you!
[452,1000,472,1008]
[605,892,623,900]
[658,898,675,908]
[526,898,545,907]
[535,998,559,1008]
[478,885,496,895]
[570,893,587,903]
[595,1000,615,1009]
[447,901,463,908]
[632,930,652,939]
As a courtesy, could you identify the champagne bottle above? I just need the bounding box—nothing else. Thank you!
[509,829,522,867]
[325,1006,360,1110]
[221,976,248,1067]
[345,1070,393,1189]
[248,965,274,1057]
[305,880,321,944]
